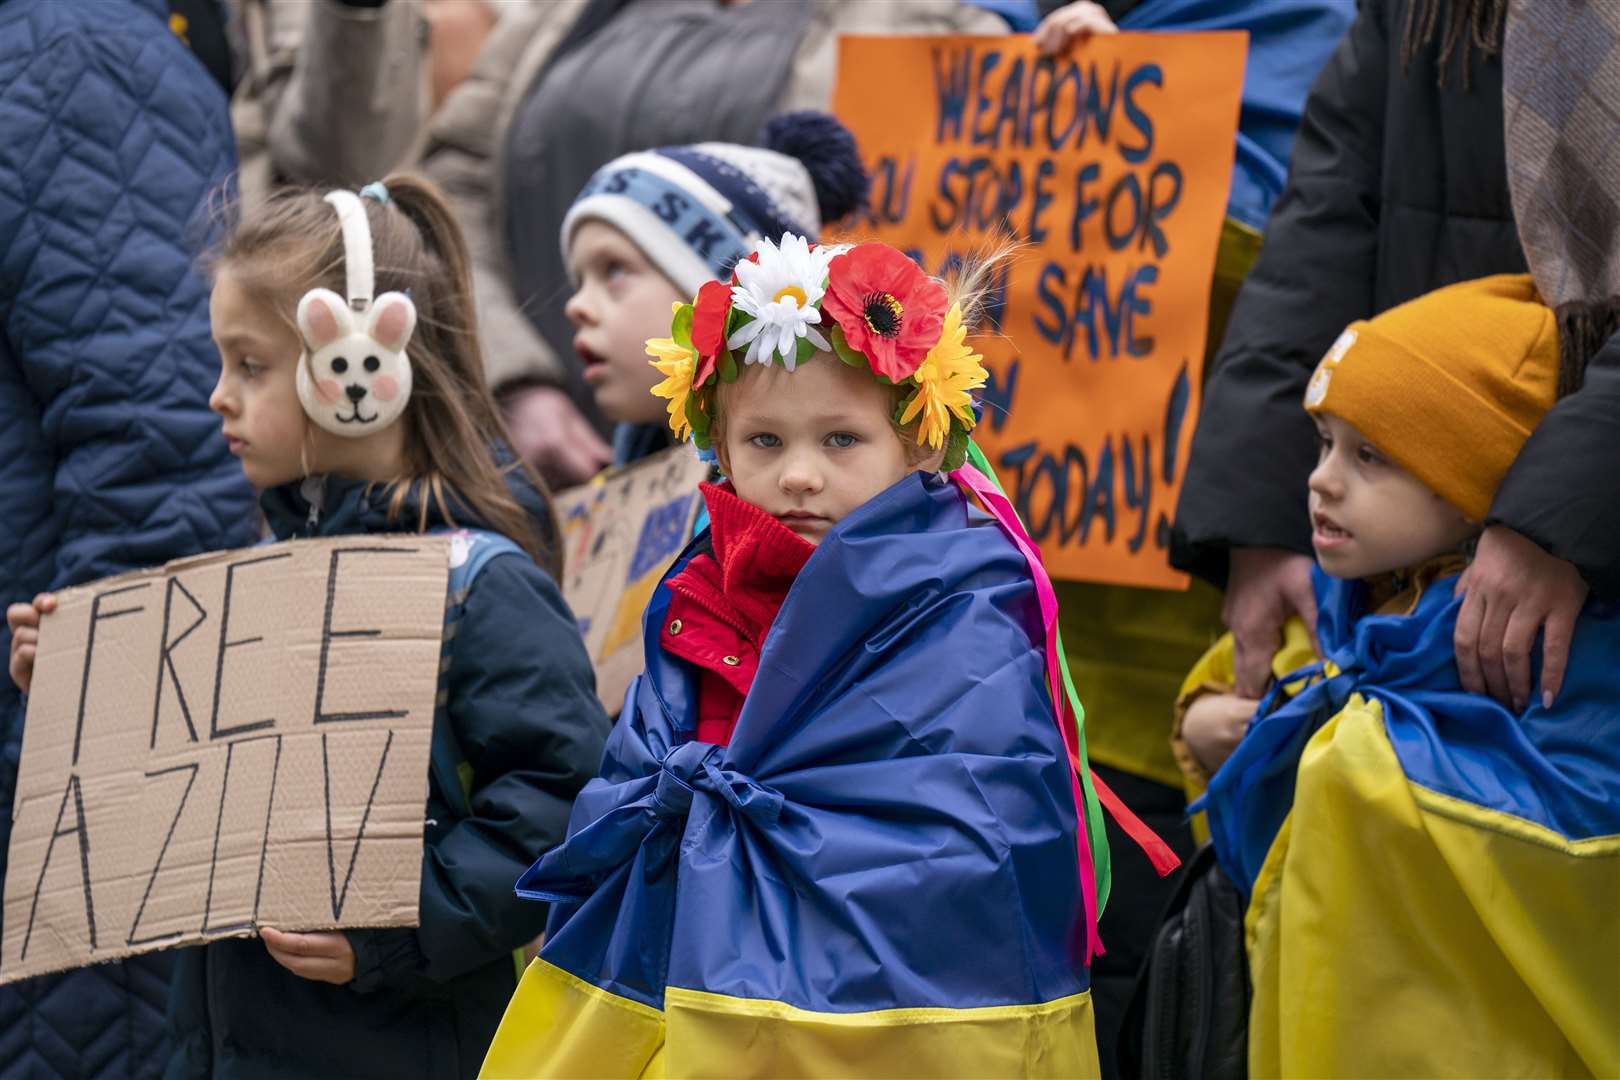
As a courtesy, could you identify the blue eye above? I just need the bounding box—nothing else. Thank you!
[748,433,781,449]
[827,433,858,449]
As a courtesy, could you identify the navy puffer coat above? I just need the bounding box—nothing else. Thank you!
[0,0,258,1075]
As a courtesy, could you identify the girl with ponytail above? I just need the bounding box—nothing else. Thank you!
[166,175,611,1077]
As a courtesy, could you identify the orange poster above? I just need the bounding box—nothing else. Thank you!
[833,33,1246,589]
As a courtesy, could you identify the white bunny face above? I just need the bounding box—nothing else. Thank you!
[294,288,416,436]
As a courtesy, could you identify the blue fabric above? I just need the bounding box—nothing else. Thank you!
[165,476,609,1079]
[523,472,1088,1013]
[1120,0,1355,229]
[1201,567,1620,895]
[966,0,1039,32]
[0,0,257,1075]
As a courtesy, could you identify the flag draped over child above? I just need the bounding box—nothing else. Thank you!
[1202,569,1620,1077]
[481,470,1100,1079]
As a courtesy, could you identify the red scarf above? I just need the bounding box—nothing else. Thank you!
[660,483,815,745]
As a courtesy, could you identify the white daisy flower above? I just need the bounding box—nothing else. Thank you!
[727,233,836,370]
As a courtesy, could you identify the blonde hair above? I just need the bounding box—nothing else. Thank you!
[212,174,560,576]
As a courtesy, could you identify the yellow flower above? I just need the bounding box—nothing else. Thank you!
[646,336,698,441]
[899,303,987,450]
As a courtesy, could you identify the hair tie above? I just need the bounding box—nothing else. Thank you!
[359,181,391,206]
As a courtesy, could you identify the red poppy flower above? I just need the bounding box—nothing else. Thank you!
[822,243,948,381]
[690,279,732,386]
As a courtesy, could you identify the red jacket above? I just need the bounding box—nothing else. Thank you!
[660,483,814,745]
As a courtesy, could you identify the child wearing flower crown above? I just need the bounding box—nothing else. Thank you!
[8,176,612,1078]
[1166,275,1620,1077]
[560,112,868,469]
[479,235,1108,1079]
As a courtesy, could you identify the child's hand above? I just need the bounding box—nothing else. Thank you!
[1182,692,1259,777]
[1033,1,1118,55]
[6,593,57,695]
[261,927,355,985]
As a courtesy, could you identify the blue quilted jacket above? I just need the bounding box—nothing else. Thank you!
[0,0,258,1075]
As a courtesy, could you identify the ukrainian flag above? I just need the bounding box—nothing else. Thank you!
[1204,571,1620,1078]
[481,472,1100,1078]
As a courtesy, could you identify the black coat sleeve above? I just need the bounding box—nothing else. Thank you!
[1170,0,1388,585]
[1489,336,1620,597]
[348,553,610,991]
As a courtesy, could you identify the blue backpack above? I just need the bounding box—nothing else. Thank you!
[429,528,525,815]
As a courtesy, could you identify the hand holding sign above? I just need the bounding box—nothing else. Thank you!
[261,926,356,985]
[1033,2,1119,54]
[6,593,56,696]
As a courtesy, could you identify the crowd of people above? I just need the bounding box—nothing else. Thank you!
[0,0,1615,1078]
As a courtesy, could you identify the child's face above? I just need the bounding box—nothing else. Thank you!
[208,270,310,489]
[719,358,936,545]
[209,270,408,490]
[565,221,686,427]
[1308,413,1475,579]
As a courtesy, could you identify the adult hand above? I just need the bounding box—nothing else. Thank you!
[1033,1,1118,55]
[1223,547,1320,699]
[1182,692,1260,777]
[1454,525,1588,712]
[261,927,356,985]
[502,384,612,489]
[6,593,57,695]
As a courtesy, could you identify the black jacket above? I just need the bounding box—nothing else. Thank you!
[1171,0,1620,598]
[165,475,609,1080]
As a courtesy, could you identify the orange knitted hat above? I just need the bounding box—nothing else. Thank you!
[1303,274,1559,522]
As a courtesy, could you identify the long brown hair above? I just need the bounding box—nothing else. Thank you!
[1401,0,1507,87]
[213,174,560,576]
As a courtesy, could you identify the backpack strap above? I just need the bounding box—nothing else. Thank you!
[431,528,526,816]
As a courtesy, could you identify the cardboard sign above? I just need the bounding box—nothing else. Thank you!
[833,33,1246,589]
[557,447,710,712]
[1,537,449,984]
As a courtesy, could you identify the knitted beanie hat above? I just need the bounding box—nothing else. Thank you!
[1303,274,1559,522]
[561,112,869,297]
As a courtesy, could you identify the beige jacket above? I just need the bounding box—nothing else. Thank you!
[417,0,1008,392]
[231,0,430,207]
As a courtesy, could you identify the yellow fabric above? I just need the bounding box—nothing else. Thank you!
[1053,216,1262,791]
[1303,273,1558,522]
[665,986,1098,1079]
[480,959,1099,1079]
[1246,698,1620,1078]
[480,959,665,1079]
[1169,618,1316,843]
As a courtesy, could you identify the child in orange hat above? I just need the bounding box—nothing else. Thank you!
[1161,274,1619,1078]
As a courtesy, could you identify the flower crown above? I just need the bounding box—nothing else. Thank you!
[646,234,988,471]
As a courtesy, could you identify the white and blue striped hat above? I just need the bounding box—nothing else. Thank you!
[561,112,868,297]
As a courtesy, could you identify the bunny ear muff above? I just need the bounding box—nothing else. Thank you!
[367,291,417,354]
[297,288,353,351]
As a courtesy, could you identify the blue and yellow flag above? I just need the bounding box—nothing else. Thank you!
[481,473,1098,1078]
[1203,570,1620,1078]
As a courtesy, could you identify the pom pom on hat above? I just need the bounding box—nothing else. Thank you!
[762,111,870,225]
